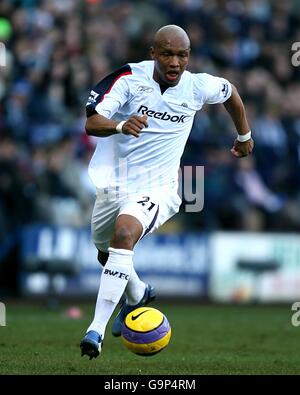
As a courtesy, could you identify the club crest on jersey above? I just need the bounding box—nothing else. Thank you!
[138,105,188,123]
[87,90,99,104]
[138,86,154,93]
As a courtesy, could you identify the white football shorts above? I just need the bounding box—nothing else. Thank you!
[92,187,181,253]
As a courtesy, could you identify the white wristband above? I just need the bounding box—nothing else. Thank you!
[237,131,251,142]
[116,121,126,133]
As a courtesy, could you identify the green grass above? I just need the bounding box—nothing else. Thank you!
[0,302,299,375]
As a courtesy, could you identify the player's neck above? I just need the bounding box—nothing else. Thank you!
[153,76,173,94]
[159,84,169,94]
[152,70,176,94]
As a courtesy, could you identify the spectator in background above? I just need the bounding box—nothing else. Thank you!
[0,135,34,242]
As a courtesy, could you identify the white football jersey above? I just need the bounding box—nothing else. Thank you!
[86,60,232,195]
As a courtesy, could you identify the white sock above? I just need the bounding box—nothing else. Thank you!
[125,268,146,306]
[87,247,133,336]
[86,299,115,337]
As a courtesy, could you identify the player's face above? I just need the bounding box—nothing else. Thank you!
[151,41,190,87]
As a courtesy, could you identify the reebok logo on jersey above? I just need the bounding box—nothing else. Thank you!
[138,85,154,93]
[104,268,129,280]
[87,90,99,104]
[138,105,188,123]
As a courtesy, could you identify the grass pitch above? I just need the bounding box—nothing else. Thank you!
[0,302,299,375]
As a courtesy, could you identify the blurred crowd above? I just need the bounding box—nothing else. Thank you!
[1,0,300,243]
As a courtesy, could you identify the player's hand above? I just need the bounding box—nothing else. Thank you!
[230,138,254,158]
[122,115,148,138]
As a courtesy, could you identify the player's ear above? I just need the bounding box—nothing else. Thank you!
[150,46,155,60]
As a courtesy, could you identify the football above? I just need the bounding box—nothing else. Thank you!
[121,307,171,356]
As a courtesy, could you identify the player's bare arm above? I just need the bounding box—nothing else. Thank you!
[223,84,254,158]
[85,114,148,138]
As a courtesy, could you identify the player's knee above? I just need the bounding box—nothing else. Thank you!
[110,227,135,250]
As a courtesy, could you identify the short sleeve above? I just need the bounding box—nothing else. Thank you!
[193,73,232,105]
[86,64,132,119]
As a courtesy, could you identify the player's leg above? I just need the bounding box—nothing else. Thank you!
[111,190,181,336]
[97,239,148,300]
[110,196,160,337]
[96,249,145,304]
[110,214,148,304]
[80,196,118,359]
[81,214,143,358]
[97,245,149,320]
[86,214,143,332]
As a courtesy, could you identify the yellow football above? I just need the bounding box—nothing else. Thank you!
[121,307,171,356]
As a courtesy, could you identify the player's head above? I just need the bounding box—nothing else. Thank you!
[150,25,190,88]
